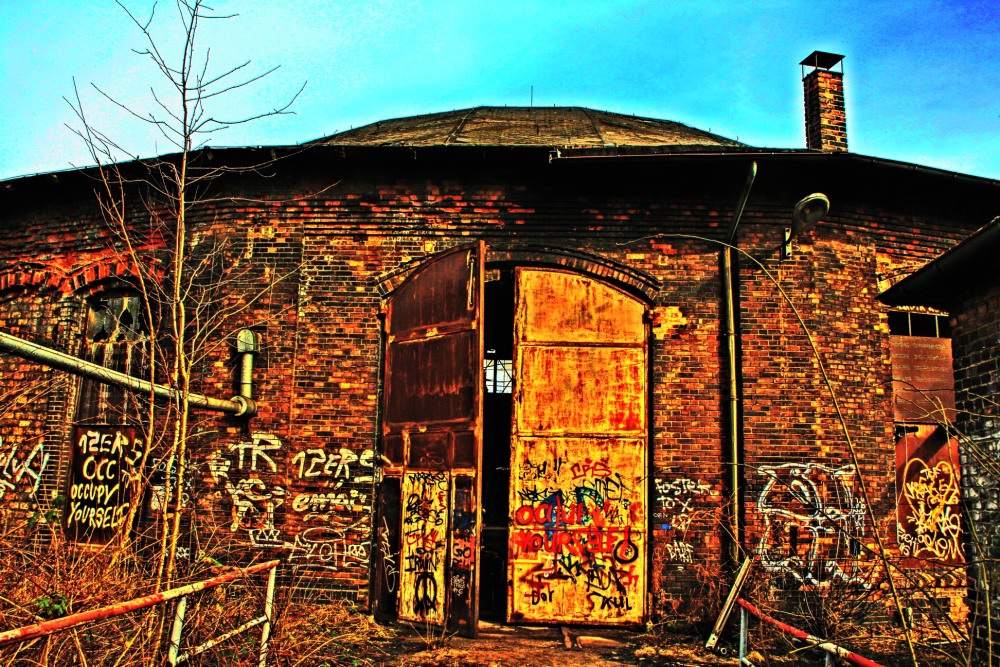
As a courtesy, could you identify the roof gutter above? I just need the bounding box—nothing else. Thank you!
[548,149,1000,188]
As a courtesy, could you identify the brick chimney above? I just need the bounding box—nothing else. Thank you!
[800,51,847,152]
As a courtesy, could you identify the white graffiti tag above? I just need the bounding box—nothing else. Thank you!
[292,447,375,483]
[0,437,48,500]
[289,519,370,573]
[654,477,711,563]
[229,433,281,472]
[207,433,286,547]
[756,463,869,588]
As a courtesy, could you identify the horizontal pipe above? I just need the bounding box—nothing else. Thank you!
[0,560,280,648]
[737,599,885,667]
[0,330,255,417]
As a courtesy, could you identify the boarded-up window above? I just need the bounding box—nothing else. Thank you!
[65,293,149,543]
[895,425,963,566]
[64,425,145,543]
[889,311,962,568]
[889,311,954,423]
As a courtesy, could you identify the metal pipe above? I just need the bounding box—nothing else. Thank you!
[737,598,886,667]
[722,247,741,564]
[0,560,280,648]
[167,595,189,667]
[236,329,259,401]
[739,606,748,664]
[722,161,756,564]
[258,563,278,667]
[179,614,268,663]
[0,330,255,417]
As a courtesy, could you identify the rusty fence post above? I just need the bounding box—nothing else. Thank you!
[739,606,749,665]
[167,596,189,667]
[258,564,278,667]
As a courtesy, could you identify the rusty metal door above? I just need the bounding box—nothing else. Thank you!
[376,243,484,637]
[508,268,647,625]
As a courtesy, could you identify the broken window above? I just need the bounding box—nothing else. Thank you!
[75,293,150,424]
[483,354,512,394]
[65,292,149,544]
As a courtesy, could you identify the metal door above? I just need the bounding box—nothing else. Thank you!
[508,268,647,625]
[376,243,484,636]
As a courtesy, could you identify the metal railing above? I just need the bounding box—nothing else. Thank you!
[736,598,885,667]
[0,560,280,666]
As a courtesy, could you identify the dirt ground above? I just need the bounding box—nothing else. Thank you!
[366,620,938,667]
[378,621,726,667]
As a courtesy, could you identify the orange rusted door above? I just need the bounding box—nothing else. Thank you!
[377,243,484,636]
[508,269,647,625]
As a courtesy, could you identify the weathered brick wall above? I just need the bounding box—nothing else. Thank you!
[0,155,988,623]
[739,220,894,614]
[951,281,1000,663]
[0,194,120,538]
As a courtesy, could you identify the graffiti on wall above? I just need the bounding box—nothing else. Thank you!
[398,470,449,624]
[895,426,964,567]
[0,435,48,501]
[898,458,962,564]
[149,456,195,512]
[206,432,286,547]
[288,519,371,574]
[204,432,377,575]
[509,444,645,622]
[654,477,712,564]
[289,447,374,522]
[286,446,375,573]
[64,426,144,543]
[756,463,870,588]
[378,514,399,593]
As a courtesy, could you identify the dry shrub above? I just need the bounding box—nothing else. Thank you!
[268,598,396,667]
[0,514,392,666]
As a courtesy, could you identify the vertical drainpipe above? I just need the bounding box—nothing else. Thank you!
[236,329,259,402]
[723,161,756,566]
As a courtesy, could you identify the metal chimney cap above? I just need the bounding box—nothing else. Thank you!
[800,51,845,70]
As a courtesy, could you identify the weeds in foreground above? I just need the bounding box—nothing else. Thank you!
[0,516,396,666]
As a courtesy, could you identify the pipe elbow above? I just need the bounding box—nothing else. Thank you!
[230,395,257,418]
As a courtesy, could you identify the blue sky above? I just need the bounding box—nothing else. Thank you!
[1,1,998,180]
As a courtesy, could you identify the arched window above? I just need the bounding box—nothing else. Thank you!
[75,292,150,425]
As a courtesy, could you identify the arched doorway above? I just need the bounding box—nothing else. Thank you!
[373,244,648,635]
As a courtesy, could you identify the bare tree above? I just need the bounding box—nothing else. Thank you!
[64,0,303,587]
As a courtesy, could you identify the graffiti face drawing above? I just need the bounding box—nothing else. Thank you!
[756,463,869,588]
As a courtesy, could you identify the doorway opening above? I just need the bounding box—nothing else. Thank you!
[479,270,514,621]
[374,245,650,631]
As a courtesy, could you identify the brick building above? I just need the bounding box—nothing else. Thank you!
[1,52,997,636]
[880,217,1000,663]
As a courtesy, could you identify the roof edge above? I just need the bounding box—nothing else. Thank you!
[4,144,1000,193]
[879,215,1000,308]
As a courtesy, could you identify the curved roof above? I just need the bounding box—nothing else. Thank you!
[312,106,747,149]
